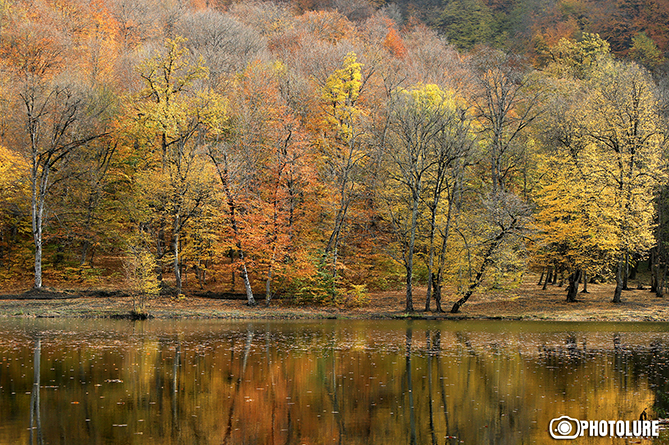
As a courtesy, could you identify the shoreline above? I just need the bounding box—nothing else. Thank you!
[0,278,668,322]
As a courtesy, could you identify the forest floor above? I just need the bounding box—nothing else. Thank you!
[0,274,668,321]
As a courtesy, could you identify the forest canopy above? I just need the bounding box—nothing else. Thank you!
[0,0,668,312]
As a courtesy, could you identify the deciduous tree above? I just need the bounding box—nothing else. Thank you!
[1,18,108,288]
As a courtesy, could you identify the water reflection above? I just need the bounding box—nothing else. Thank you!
[0,320,668,444]
[29,337,42,445]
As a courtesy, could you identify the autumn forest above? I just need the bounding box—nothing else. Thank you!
[1,0,668,313]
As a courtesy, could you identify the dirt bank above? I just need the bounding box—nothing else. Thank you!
[0,276,668,321]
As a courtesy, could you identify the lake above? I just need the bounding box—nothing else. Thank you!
[0,319,668,444]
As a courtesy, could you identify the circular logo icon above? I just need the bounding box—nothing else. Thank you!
[549,416,581,439]
[557,420,573,436]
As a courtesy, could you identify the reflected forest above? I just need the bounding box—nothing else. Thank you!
[2,320,669,444]
[2,0,669,312]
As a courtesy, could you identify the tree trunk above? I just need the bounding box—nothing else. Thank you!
[451,235,502,313]
[331,240,339,301]
[542,265,552,290]
[405,194,420,312]
[32,210,43,290]
[405,262,414,312]
[649,251,657,293]
[195,261,204,290]
[581,271,589,293]
[229,250,235,290]
[173,215,182,295]
[659,263,668,298]
[155,225,165,283]
[566,269,582,302]
[323,142,356,301]
[265,262,273,307]
[79,240,90,267]
[240,259,255,306]
[434,198,455,313]
[622,250,630,290]
[612,259,623,303]
[425,272,434,312]
[653,260,662,297]
[432,272,443,313]
[31,163,47,290]
[211,153,255,306]
[537,267,545,286]
[424,200,439,312]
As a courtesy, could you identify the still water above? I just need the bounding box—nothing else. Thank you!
[0,319,668,444]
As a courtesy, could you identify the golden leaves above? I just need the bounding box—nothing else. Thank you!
[321,52,363,141]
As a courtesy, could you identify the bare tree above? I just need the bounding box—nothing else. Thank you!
[175,10,268,89]
[423,107,475,312]
[469,47,541,194]
[1,21,107,289]
[384,85,456,312]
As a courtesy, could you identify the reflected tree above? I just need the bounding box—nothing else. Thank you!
[223,325,254,445]
[29,337,42,445]
[405,326,416,445]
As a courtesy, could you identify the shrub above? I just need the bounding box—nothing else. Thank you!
[123,242,159,316]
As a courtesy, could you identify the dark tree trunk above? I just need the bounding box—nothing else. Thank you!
[425,272,433,312]
[404,193,420,313]
[658,263,668,298]
[405,264,414,312]
[581,271,589,293]
[542,265,552,290]
[622,250,630,290]
[612,259,623,303]
[649,251,657,293]
[537,267,545,286]
[451,236,501,313]
[195,263,205,289]
[405,327,416,445]
[432,272,443,313]
[229,250,235,290]
[566,269,582,302]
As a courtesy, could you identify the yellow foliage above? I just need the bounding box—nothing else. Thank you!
[533,152,620,274]
[0,145,28,203]
[399,83,458,111]
[334,284,370,308]
[321,52,363,141]
[544,33,611,79]
[133,36,210,149]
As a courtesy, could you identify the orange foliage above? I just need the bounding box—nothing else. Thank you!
[296,10,355,44]
[268,28,303,54]
[383,28,407,59]
[0,22,66,78]
[221,62,322,295]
